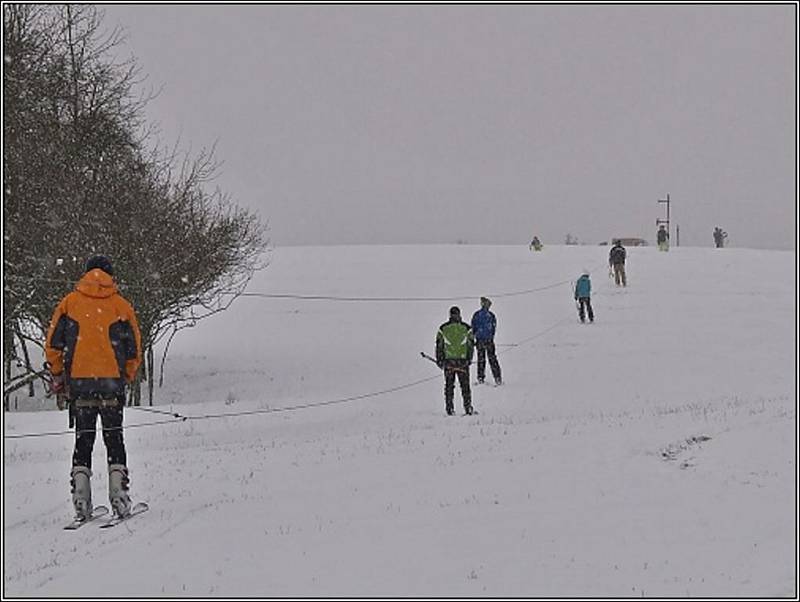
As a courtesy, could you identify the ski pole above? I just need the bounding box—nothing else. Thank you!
[420,351,438,365]
[420,352,468,374]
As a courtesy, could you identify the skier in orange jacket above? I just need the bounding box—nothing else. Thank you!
[46,255,142,521]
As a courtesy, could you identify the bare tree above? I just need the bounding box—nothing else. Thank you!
[110,143,269,405]
[4,4,150,404]
[3,5,269,409]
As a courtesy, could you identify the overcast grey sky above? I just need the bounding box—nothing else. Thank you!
[103,4,796,249]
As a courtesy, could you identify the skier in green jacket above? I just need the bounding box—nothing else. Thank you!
[435,306,475,416]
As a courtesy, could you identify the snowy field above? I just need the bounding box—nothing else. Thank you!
[3,244,797,598]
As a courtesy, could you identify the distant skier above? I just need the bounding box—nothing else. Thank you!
[713,227,728,248]
[529,236,542,251]
[435,306,475,416]
[574,270,594,323]
[471,297,502,386]
[45,255,142,521]
[608,239,627,287]
[657,225,669,252]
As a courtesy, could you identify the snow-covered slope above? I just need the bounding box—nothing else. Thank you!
[3,244,796,597]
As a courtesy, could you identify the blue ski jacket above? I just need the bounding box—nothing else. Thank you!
[574,275,591,299]
[471,308,497,342]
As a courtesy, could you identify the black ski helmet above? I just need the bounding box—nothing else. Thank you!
[85,255,114,276]
[449,306,461,318]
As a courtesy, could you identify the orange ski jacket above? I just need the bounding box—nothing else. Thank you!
[46,269,142,400]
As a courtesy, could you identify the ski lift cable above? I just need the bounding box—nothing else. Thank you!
[4,275,574,302]
[3,314,570,440]
[4,264,608,440]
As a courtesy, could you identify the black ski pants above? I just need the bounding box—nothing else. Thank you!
[72,401,126,470]
[475,339,501,382]
[443,360,472,414]
[577,297,594,322]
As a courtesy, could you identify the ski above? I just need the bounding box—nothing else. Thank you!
[98,502,149,529]
[63,505,109,530]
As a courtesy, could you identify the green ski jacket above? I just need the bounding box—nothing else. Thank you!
[436,319,475,362]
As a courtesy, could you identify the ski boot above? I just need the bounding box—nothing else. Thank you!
[108,464,132,518]
[70,466,93,521]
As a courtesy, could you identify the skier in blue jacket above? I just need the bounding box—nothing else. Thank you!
[574,270,594,323]
[471,297,502,385]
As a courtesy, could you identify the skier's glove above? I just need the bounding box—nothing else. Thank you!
[50,374,67,409]
[49,373,64,395]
